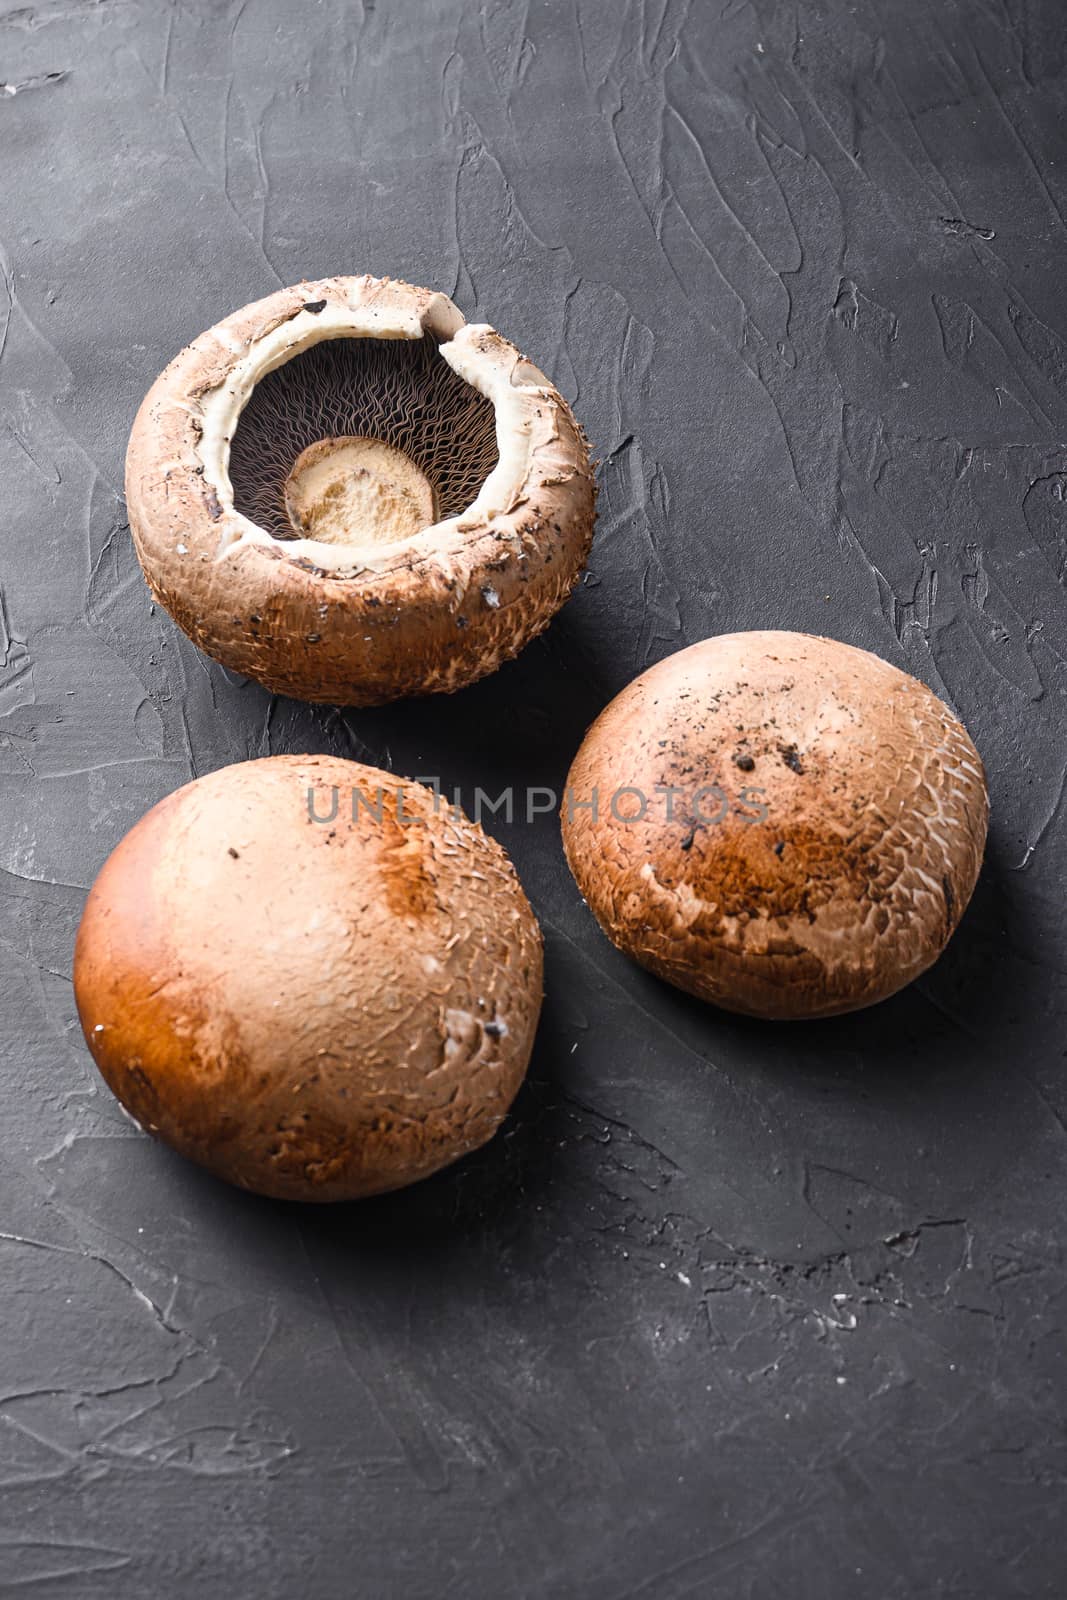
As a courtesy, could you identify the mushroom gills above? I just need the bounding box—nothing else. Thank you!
[227,333,499,547]
[283,435,437,546]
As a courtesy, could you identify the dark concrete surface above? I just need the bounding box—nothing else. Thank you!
[2,1,1065,1595]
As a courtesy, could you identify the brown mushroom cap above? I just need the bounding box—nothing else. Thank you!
[561,631,988,1020]
[73,756,543,1200]
[126,274,596,705]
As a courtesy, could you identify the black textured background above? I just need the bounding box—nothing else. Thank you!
[2,2,1065,1596]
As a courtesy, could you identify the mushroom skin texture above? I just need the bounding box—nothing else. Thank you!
[126,275,596,705]
[73,756,543,1201]
[561,631,988,1020]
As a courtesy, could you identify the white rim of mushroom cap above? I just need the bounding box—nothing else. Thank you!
[196,280,565,577]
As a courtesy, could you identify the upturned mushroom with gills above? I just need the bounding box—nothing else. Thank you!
[125,275,596,705]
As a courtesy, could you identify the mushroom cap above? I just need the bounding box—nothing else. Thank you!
[126,274,596,705]
[73,755,543,1200]
[561,631,989,1020]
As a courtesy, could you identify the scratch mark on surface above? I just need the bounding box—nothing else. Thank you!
[0,69,67,96]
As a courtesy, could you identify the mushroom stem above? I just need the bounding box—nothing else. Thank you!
[283,435,437,546]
